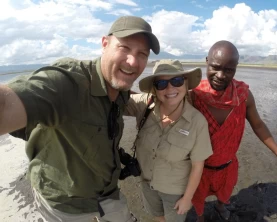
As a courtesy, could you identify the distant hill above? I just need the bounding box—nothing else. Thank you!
[0,64,46,74]
[149,51,205,61]
[238,55,277,65]
[0,53,276,74]
[150,52,277,65]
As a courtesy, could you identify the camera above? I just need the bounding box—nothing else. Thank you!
[118,147,141,180]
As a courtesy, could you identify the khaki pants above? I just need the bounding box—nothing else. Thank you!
[33,189,137,222]
[141,182,187,222]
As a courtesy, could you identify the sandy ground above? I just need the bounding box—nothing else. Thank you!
[1,66,277,222]
[119,117,277,222]
[1,115,277,222]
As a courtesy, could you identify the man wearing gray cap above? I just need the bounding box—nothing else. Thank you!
[0,16,159,222]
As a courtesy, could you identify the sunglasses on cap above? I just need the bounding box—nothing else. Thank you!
[153,76,186,91]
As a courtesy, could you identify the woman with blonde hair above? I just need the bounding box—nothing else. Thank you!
[124,59,213,222]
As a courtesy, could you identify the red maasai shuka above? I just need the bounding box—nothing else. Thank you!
[193,79,249,109]
[191,79,249,215]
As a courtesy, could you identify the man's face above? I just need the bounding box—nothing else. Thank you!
[206,48,238,91]
[101,34,150,91]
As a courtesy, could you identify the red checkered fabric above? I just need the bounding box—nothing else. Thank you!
[193,79,249,109]
[191,80,249,215]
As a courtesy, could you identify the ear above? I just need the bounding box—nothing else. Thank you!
[205,56,208,64]
[102,36,109,48]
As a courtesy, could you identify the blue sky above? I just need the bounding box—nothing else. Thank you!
[1,0,277,65]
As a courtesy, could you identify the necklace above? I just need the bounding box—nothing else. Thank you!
[138,99,184,131]
[160,100,183,121]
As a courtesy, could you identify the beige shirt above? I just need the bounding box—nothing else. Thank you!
[125,93,213,195]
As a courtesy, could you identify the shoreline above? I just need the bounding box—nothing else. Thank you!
[1,62,277,76]
[150,61,277,69]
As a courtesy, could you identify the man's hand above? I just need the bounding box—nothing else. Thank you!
[0,85,27,135]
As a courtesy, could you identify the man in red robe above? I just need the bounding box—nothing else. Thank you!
[191,40,277,222]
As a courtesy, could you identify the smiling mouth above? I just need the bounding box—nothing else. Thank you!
[120,68,135,75]
[213,80,224,85]
[165,93,178,98]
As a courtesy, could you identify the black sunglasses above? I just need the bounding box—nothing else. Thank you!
[153,76,186,90]
[108,102,120,140]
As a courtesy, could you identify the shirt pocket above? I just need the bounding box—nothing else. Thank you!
[166,128,195,162]
[73,122,113,169]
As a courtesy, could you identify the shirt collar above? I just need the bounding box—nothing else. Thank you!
[90,57,108,97]
[181,98,194,123]
[152,97,194,123]
[89,57,129,105]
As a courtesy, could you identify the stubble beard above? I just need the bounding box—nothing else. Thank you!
[110,76,133,91]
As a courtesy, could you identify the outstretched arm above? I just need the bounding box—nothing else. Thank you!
[0,85,27,135]
[246,89,277,155]
[174,160,204,214]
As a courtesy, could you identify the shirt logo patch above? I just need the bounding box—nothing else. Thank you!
[179,129,189,136]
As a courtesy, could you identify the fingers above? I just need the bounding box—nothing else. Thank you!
[177,209,188,215]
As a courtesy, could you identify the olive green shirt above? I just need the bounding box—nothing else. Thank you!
[8,57,129,214]
[125,93,213,195]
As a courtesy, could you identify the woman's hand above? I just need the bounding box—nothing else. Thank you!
[174,160,205,214]
[174,196,192,214]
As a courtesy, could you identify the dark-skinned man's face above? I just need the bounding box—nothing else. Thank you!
[206,47,238,91]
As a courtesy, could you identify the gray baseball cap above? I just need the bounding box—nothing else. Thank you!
[108,16,160,54]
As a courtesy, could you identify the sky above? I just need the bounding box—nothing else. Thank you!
[1,0,277,65]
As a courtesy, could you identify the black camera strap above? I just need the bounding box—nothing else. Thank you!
[137,95,154,131]
[117,95,154,181]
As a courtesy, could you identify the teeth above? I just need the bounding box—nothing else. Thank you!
[120,68,133,74]
[213,80,223,84]
[166,93,177,98]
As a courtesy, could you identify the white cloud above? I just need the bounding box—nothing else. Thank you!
[146,10,201,55]
[132,7,142,12]
[113,0,138,7]
[0,0,113,65]
[195,4,204,9]
[108,9,133,16]
[191,0,204,9]
[0,36,70,65]
[199,3,277,56]
[56,0,113,11]
[153,5,163,10]
[147,3,277,56]
[0,1,277,65]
